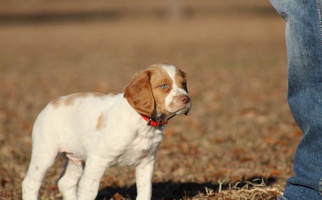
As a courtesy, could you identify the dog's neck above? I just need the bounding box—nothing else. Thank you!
[140,114,168,127]
[140,110,177,127]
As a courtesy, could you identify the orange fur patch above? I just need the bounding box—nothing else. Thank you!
[175,67,187,91]
[96,113,105,130]
[51,92,105,109]
[50,97,62,109]
[124,70,155,117]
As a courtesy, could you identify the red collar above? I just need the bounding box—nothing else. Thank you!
[140,114,168,127]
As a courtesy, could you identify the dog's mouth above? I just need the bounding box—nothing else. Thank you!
[171,104,191,115]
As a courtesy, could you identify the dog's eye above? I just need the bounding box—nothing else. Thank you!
[160,84,168,89]
[182,82,187,87]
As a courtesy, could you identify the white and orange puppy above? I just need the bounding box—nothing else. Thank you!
[22,64,191,200]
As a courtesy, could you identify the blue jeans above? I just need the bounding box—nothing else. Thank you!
[269,0,322,199]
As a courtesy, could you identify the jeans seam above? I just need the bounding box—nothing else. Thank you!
[316,0,322,43]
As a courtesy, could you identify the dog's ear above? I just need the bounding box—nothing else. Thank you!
[124,70,155,117]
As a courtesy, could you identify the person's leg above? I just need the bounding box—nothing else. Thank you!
[269,0,322,199]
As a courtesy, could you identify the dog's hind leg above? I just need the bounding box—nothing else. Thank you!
[58,158,83,200]
[22,139,58,200]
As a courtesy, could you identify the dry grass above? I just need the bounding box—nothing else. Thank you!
[0,1,301,199]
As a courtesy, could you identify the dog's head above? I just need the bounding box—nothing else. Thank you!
[124,64,191,118]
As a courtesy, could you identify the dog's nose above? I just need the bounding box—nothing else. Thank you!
[180,95,190,104]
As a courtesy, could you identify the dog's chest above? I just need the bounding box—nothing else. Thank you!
[110,129,163,167]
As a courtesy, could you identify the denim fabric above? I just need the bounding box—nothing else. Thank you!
[269,0,322,199]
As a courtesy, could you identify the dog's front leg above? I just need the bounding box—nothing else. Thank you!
[77,154,109,200]
[135,157,156,200]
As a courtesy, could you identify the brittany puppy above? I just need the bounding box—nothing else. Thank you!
[22,64,191,200]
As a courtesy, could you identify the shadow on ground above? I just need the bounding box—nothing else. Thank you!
[96,177,277,200]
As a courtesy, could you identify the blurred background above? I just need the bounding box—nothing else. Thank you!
[0,0,301,199]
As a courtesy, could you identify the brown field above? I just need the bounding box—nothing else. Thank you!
[0,1,301,199]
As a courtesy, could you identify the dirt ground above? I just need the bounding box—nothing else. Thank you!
[0,0,301,199]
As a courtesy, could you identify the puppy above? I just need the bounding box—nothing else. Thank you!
[22,64,191,200]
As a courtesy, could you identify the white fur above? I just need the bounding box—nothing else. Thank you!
[22,65,190,200]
